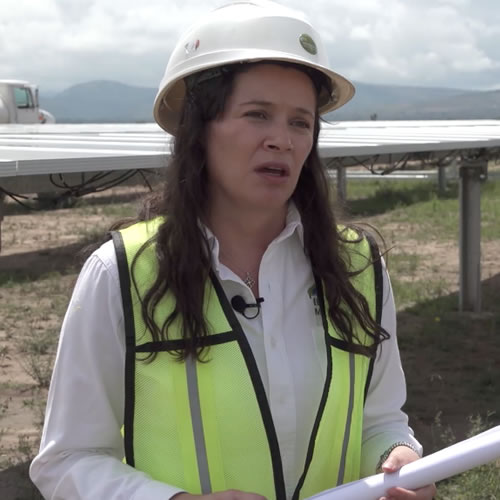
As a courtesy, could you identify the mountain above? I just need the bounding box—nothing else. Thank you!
[39,79,500,123]
[391,88,500,120]
[40,80,156,123]
[327,82,476,120]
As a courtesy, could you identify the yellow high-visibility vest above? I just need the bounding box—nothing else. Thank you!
[112,219,382,500]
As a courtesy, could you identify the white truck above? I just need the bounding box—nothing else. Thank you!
[0,79,55,124]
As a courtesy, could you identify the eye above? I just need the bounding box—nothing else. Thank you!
[245,110,267,119]
[291,119,312,129]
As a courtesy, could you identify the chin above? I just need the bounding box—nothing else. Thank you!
[251,196,290,212]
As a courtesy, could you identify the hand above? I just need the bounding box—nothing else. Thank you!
[172,490,267,500]
[378,446,436,500]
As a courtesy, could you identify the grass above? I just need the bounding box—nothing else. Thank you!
[1,180,499,497]
[346,175,500,241]
[346,176,500,496]
[16,331,57,389]
[433,414,500,500]
[380,253,456,311]
[393,277,453,311]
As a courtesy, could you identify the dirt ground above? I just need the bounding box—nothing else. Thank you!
[0,188,147,453]
[0,185,499,495]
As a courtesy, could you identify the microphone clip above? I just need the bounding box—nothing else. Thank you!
[231,295,264,319]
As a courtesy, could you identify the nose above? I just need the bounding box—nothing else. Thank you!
[263,122,293,152]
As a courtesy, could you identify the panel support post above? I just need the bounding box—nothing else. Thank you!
[0,192,4,254]
[336,165,347,202]
[438,165,447,195]
[458,162,487,312]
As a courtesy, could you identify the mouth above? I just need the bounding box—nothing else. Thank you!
[255,163,290,177]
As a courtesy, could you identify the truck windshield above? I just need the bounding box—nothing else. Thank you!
[14,87,34,108]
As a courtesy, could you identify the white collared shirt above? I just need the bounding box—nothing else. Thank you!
[31,205,421,500]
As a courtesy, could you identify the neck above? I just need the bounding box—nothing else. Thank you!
[207,203,288,257]
[205,202,288,297]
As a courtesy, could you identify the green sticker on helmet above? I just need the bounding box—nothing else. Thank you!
[299,34,317,55]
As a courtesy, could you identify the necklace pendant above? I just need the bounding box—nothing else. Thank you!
[243,272,255,289]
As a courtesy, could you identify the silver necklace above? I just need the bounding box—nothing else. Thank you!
[242,272,255,289]
[219,251,257,289]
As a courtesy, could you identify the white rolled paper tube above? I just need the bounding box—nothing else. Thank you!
[307,426,500,500]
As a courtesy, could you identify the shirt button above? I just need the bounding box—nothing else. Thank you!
[270,337,278,348]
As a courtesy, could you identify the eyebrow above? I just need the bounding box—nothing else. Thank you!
[239,100,315,119]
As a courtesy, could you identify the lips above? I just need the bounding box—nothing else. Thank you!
[255,162,290,177]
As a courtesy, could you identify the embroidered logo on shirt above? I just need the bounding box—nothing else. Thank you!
[307,284,321,317]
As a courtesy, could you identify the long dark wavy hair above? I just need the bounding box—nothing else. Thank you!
[116,61,389,361]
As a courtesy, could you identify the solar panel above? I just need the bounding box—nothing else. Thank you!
[1,119,497,313]
[2,120,500,176]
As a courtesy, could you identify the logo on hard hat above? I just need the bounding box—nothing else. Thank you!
[184,39,200,55]
[299,34,317,55]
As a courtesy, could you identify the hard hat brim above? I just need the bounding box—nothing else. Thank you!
[153,52,355,135]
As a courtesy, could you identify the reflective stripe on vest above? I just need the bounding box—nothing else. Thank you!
[112,221,382,500]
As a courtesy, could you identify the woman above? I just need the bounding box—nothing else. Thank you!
[31,2,435,500]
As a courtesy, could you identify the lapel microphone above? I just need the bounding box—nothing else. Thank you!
[231,295,265,319]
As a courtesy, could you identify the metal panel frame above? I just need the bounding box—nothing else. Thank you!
[2,120,500,312]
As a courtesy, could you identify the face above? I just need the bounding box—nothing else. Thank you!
[205,63,317,215]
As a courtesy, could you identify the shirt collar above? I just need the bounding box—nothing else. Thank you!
[203,202,305,271]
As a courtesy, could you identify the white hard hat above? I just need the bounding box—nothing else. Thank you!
[153,1,355,134]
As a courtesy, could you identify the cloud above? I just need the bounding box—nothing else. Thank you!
[295,0,500,89]
[1,0,500,92]
[55,0,96,24]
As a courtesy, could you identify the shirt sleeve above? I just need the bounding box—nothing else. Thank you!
[29,241,184,500]
[360,257,423,477]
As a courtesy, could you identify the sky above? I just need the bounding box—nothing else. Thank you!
[1,0,500,95]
